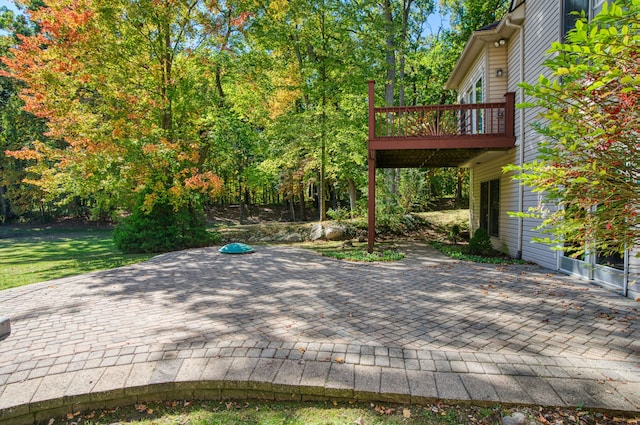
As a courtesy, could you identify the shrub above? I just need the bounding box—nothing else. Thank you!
[114,201,220,254]
[449,224,461,244]
[469,227,493,255]
[327,207,350,222]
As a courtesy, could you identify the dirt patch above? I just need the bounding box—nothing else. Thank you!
[207,204,319,225]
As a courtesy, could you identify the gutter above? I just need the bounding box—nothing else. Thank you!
[623,249,629,297]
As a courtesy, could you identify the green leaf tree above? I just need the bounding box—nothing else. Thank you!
[505,0,639,258]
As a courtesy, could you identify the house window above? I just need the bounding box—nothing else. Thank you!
[462,76,483,134]
[474,78,483,133]
[480,179,500,237]
[562,0,609,38]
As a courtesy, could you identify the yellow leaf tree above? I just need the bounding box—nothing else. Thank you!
[2,0,250,251]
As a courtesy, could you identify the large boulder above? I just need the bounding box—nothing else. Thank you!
[324,224,348,241]
[309,223,324,241]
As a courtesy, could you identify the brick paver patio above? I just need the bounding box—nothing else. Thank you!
[0,243,638,423]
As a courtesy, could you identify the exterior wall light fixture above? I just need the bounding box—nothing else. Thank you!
[496,69,504,77]
[494,38,506,47]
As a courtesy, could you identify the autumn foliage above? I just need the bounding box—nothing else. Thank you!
[1,0,253,250]
[506,0,639,258]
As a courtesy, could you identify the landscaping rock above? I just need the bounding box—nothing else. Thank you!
[341,240,353,248]
[0,317,10,340]
[324,224,348,241]
[281,233,303,243]
[502,412,528,425]
[309,223,324,241]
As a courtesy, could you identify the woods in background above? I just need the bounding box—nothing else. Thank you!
[0,0,508,249]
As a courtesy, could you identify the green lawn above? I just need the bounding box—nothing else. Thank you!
[58,400,509,425]
[54,400,634,425]
[0,227,153,291]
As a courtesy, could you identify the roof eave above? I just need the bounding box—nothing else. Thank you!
[444,6,526,91]
[444,28,497,90]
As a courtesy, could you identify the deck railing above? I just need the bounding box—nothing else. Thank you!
[368,81,515,141]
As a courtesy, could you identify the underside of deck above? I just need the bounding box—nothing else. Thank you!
[371,136,515,168]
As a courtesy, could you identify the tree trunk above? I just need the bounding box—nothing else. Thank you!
[398,0,414,107]
[245,188,251,217]
[238,175,244,225]
[298,181,306,221]
[347,178,357,215]
[329,183,338,210]
[288,197,296,222]
[318,3,329,221]
[161,21,174,140]
[456,169,464,206]
[0,187,8,222]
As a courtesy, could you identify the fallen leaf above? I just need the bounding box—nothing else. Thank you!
[135,404,147,412]
[335,357,345,363]
[47,419,55,425]
[403,408,411,418]
[355,417,366,425]
[298,347,306,353]
[538,414,550,424]
[146,408,153,414]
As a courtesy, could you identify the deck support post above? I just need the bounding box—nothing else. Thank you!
[367,80,376,253]
[368,150,376,253]
[504,92,515,138]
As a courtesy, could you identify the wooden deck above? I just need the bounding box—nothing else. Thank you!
[367,80,516,251]
[368,81,515,168]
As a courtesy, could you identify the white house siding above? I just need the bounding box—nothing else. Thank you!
[509,0,561,270]
[507,31,521,142]
[487,47,508,102]
[458,54,485,102]
[461,0,638,295]
[471,151,519,256]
